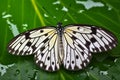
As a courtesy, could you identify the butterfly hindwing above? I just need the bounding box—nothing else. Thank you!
[64,25,117,53]
[34,32,61,71]
[62,31,92,70]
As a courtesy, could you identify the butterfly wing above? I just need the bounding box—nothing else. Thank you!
[64,25,117,53]
[34,30,61,71]
[8,27,61,71]
[62,24,117,70]
[8,27,56,55]
[62,28,91,71]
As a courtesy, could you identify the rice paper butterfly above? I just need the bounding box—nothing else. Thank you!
[8,23,118,72]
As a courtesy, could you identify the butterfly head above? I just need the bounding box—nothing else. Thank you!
[57,22,62,28]
[57,22,63,34]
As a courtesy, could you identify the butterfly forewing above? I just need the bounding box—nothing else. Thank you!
[8,27,56,56]
[64,25,117,53]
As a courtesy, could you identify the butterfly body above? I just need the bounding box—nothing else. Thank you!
[8,23,117,72]
[56,22,64,64]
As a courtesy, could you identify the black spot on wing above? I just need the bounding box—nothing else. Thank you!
[105,45,109,49]
[81,62,86,68]
[26,42,32,47]
[71,36,77,40]
[43,38,49,43]
[15,50,19,54]
[74,66,79,70]
[78,44,84,50]
[41,53,44,57]
[44,33,48,36]
[40,30,44,33]
[94,47,99,51]
[90,38,97,43]
[47,56,50,60]
[72,61,74,64]
[40,46,45,52]
[76,55,79,59]
[52,62,54,65]
[81,52,84,55]
[91,27,96,34]
[67,61,69,63]
[109,42,114,48]
[77,27,80,30]
[73,31,76,34]
[19,50,23,54]
[100,46,105,51]
[32,45,37,51]
[48,66,53,71]
[25,32,30,39]
[85,41,91,48]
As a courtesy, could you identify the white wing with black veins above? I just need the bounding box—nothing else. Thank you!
[8,27,61,71]
[8,24,118,72]
[62,25,117,70]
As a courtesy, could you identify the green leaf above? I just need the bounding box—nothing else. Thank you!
[0,0,120,80]
[108,58,120,80]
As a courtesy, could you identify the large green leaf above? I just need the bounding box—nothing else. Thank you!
[0,0,120,80]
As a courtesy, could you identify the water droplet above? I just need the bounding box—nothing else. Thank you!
[114,58,117,63]
[99,71,108,75]
[62,6,68,12]
[106,3,112,10]
[22,24,28,30]
[29,71,37,80]
[8,5,11,8]
[44,13,49,17]
[2,12,20,36]
[0,63,14,76]
[2,13,12,18]
[16,69,20,75]
[0,67,4,70]
[55,7,59,10]
[64,19,68,22]
[53,16,56,18]
[78,10,84,13]
[76,0,104,10]
[89,66,93,70]
[7,19,20,36]
[52,1,60,5]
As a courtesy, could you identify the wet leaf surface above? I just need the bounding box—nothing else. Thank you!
[0,0,120,80]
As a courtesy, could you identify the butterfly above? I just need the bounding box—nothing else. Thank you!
[7,23,118,72]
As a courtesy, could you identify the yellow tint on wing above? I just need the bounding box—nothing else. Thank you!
[49,34,57,50]
[65,26,92,33]
[30,29,56,38]
[64,33,75,49]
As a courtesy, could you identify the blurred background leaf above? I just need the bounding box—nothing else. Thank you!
[0,0,120,80]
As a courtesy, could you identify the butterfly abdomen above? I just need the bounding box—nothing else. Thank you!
[58,33,64,64]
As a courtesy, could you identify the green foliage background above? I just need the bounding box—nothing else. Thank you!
[0,0,120,80]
